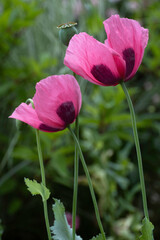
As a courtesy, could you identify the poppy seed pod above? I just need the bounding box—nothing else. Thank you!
[57,22,78,46]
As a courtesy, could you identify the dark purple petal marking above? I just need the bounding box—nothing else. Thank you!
[91,64,120,86]
[123,48,135,78]
[56,101,75,125]
[39,124,61,132]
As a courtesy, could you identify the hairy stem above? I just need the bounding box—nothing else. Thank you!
[72,117,79,240]
[68,126,106,240]
[36,130,52,240]
[120,81,149,219]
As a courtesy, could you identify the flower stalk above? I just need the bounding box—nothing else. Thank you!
[72,116,79,240]
[120,81,149,219]
[36,129,52,240]
[68,126,106,240]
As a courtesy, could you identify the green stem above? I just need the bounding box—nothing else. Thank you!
[72,117,79,240]
[68,126,106,240]
[120,81,149,219]
[36,130,52,240]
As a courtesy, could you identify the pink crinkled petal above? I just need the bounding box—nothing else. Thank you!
[9,103,63,133]
[64,32,125,86]
[34,75,82,127]
[9,103,44,130]
[60,74,82,117]
[105,39,126,78]
[103,14,149,80]
[128,22,148,80]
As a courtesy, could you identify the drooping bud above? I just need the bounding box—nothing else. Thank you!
[57,22,78,46]
[26,98,35,109]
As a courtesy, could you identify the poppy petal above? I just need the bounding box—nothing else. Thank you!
[64,32,125,86]
[33,74,82,127]
[9,103,43,130]
[103,14,149,80]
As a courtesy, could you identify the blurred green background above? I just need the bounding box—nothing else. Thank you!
[0,0,160,239]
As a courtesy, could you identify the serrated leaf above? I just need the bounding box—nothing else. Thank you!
[139,218,154,240]
[90,233,103,240]
[51,198,82,240]
[24,178,50,202]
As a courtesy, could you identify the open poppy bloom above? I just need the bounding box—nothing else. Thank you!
[9,75,82,132]
[64,15,149,86]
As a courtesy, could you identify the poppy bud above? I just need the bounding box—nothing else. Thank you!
[57,22,78,46]
[26,98,35,109]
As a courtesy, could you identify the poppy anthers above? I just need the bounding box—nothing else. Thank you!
[9,75,82,132]
[64,14,149,86]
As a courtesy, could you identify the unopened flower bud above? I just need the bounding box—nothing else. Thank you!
[57,22,78,46]
[26,98,35,109]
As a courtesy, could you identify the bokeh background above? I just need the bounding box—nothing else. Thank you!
[0,0,160,239]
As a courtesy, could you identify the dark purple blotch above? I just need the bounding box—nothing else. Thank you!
[91,64,120,86]
[39,124,61,132]
[123,48,135,78]
[56,101,75,125]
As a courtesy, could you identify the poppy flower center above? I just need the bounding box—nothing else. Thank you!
[56,101,75,125]
[122,48,135,78]
[91,64,120,86]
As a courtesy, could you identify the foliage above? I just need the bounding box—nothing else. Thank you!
[24,178,50,202]
[79,85,145,239]
[138,218,154,240]
[51,199,103,240]
[51,199,82,240]
[0,0,160,239]
[90,234,103,240]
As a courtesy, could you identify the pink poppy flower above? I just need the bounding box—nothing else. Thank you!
[64,14,149,86]
[9,75,82,132]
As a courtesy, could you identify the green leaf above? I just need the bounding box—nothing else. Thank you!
[51,198,82,240]
[90,234,103,240]
[24,178,50,202]
[138,218,154,240]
